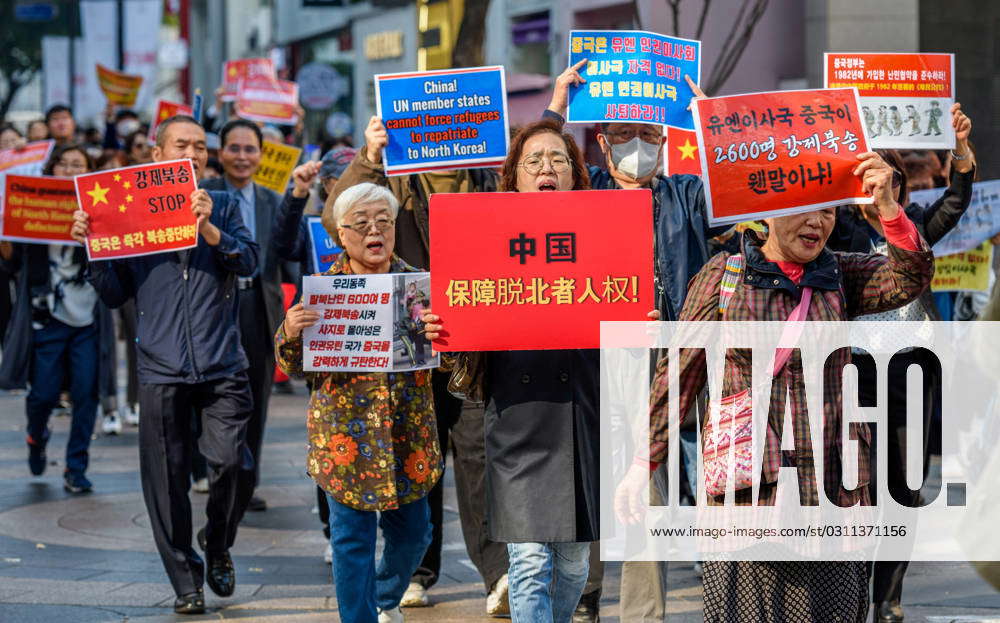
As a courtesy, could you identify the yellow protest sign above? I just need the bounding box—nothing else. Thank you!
[253,141,302,195]
[931,241,993,293]
[96,64,144,107]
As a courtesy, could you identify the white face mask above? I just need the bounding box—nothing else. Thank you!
[606,136,661,179]
[117,120,140,138]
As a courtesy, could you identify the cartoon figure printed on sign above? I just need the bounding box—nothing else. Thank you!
[889,105,903,136]
[862,106,878,138]
[905,104,921,136]
[925,100,943,136]
[877,105,889,137]
[393,275,432,367]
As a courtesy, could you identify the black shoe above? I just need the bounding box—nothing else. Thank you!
[198,528,235,597]
[173,589,205,614]
[247,495,267,512]
[27,434,48,476]
[876,600,904,622]
[572,588,601,623]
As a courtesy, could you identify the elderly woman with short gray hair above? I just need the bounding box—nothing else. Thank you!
[275,181,442,623]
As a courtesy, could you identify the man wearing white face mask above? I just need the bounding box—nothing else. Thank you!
[544,59,728,623]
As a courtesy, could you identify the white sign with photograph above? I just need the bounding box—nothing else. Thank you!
[302,273,438,373]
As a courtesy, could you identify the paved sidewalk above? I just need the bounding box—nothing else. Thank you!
[2,385,1000,622]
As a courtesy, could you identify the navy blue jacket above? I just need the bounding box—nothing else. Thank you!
[272,190,313,272]
[87,189,259,384]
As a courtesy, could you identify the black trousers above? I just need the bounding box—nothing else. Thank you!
[238,287,275,488]
[858,349,939,605]
[138,374,255,596]
[119,300,139,408]
[411,371,509,592]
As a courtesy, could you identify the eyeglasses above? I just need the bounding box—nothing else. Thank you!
[603,129,663,145]
[518,155,571,175]
[339,216,395,234]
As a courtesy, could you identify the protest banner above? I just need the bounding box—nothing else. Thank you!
[307,216,342,273]
[909,180,1000,256]
[220,57,275,101]
[428,189,653,351]
[374,66,509,176]
[824,52,955,150]
[95,63,144,107]
[149,100,193,140]
[235,77,300,125]
[692,88,872,226]
[253,140,302,194]
[566,30,701,128]
[931,241,993,293]
[664,127,702,176]
[2,175,79,245]
[73,159,198,261]
[302,272,439,372]
[0,140,55,202]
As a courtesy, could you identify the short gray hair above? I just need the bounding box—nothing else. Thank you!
[332,182,400,225]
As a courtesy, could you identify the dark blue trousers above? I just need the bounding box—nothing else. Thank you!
[25,319,99,476]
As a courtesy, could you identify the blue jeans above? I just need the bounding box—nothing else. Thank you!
[507,541,591,623]
[25,319,99,475]
[327,494,432,623]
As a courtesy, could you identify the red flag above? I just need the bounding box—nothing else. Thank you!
[149,100,194,141]
[665,127,702,176]
[74,159,198,261]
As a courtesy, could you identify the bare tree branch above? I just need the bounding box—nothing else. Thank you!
[631,0,644,29]
[695,0,712,40]
[451,0,492,68]
[705,0,769,94]
[667,0,682,37]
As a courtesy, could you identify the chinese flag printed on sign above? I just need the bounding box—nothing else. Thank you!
[235,77,300,125]
[73,159,198,261]
[429,189,654,351]
[149,100,194,141]
[220,57,275,101]
[693,88,872,226]
[665,127,702,176]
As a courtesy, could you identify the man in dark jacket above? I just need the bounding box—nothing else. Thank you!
[71,115,259,616]
[201,119,284,513]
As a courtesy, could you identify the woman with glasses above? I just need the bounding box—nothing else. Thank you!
[274,181,441,623]
[421,118,651,622]
[0,144,116,493]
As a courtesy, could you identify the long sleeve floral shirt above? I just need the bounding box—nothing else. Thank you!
[274,254,442,511]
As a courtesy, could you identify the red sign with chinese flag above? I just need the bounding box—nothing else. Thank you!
[149,100,194,141]
[692,88,872,226]
[220,58,275,101]
[429,189,654,351]
[665,127,702,176]
[235,77,300,125]
[2,175,79,245]
[73,159,198,261]
[96,64,144,107]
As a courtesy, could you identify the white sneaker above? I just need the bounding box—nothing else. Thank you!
[101,413,122,435]
[192,477,209,493]
[486,573,510,616]
[123,405,140,426]
[400,581,429,607]
[377,606,404,623]
[324,542,333,564]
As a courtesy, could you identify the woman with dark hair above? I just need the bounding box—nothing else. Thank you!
[123,130,152,165]
[0,143,117,492]
[0,123,24,150]
[422,118,648,622]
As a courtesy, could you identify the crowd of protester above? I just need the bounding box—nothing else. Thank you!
[0,55,992,623]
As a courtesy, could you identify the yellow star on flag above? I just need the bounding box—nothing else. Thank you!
[677,139,698,160]
[123,181,132,190]
[86,182,110,207]
[113,173,121,182]
[118,204,127,213]
[125,194,134,203]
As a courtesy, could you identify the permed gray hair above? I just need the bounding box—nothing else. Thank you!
[332,182,400,225]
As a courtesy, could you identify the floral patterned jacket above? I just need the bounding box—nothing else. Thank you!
[274,253,442,511]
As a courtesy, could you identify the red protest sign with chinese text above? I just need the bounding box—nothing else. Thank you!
[2,175,79,245]
[149,100,194,141]
[824,52,955,150]
[429,189,654,351]
[96,64,144,107]
[73,159,198,261]
[693,88,872,226]
[220,58,275,101]
[665,127,702,176]
[235,77,300,125]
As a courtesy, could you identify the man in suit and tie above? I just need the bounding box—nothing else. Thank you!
[201,119,285,512]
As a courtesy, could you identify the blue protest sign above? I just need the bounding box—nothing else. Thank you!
[566,30,701,129]
[307,216,342,273]
[374,66,509,176]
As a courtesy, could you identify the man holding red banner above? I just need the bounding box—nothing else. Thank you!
[544,60,726,621]
[71,115,259,615]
